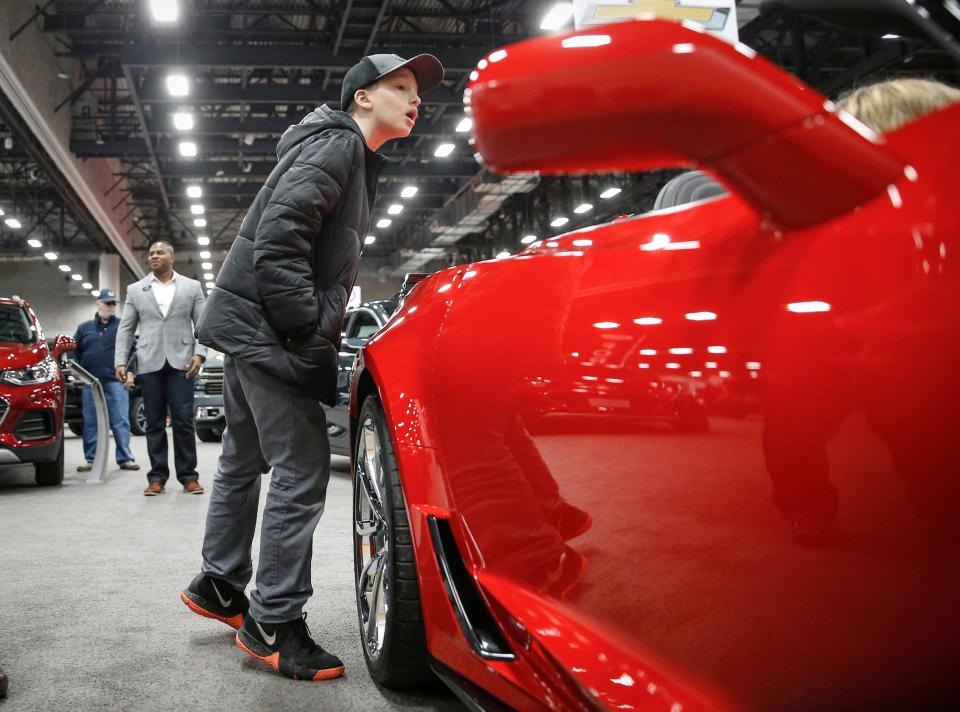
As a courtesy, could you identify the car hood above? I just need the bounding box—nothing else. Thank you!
[0,341,48,370]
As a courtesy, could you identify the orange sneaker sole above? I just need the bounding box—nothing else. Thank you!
[179,591,244,630]
[235,634,345,681]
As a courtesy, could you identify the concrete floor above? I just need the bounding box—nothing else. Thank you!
[0,432,463,712]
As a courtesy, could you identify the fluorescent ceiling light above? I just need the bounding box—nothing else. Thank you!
[364,235,376,245]
[193,218,206,227]
[573,203,593,214]
[201,262,213,270]
[166,73,189,97]
[27,238,42,248]
[43,251,58,260]
[376,218,391,228]
[455,117,472,133]
[434,143,455,157]
[197,236,210,246]
[204,272,214,280]
[400,186,418,198]
[4,218,21,229]
[186,185,202,199]
[90,290,99,296]
[387,204,403,215]
[600,187,621,199]
[205,281,215,289]
[190,204,204,215]
[82,282,93,289]
[520,235,537,245]
[173,112,194,131]
[540,3,573,30]
[150,0,179,22]
[58,264,71,272]
[71,273,83,281]
[199,251,211,259]
[179,141,198,157]
[550,216,569,227]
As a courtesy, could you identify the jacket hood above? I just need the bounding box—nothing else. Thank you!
[277,105,367,159]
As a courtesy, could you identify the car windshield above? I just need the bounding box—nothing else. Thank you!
[0,304,36,344]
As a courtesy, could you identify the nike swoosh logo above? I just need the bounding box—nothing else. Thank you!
[210,579,232,608]
[255,621,277,646]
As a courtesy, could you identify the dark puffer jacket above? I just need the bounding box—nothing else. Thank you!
[196,105,386,405]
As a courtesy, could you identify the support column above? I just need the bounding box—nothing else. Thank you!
[99,253,120,293]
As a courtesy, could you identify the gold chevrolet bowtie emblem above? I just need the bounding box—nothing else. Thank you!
[593,0,716,23]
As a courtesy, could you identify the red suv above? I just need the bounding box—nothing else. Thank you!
[0,297,75,486]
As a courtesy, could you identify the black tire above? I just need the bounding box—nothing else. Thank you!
[196,425,222,443]
[129,395,146,436]
[67,422,84,437]
[35,437,64,486]
[353,394,432,689]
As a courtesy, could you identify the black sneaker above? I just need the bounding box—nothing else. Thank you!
[236,613,344,681]
[180,573,249,630]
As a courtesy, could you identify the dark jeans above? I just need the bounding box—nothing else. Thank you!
[140,362,198,484]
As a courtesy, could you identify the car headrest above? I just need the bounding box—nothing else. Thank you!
[653,171,728,211]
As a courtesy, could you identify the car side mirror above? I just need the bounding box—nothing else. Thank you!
[52,334,76,363]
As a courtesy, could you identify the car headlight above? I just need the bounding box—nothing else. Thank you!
[1,356,58,386]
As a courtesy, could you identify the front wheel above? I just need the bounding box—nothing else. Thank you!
[129,396,146,436]
[196,425,222,443]
[353,394,432,689]
[35,438,64,486]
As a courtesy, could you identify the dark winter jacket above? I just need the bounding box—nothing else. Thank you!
[196,105,387,404]
[73,314,121,382]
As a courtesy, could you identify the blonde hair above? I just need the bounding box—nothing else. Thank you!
[837,78,960,133]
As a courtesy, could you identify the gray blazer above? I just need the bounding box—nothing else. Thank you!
[115,273,207,374]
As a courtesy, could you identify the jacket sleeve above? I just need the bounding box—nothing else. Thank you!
[114,292,139,369]
[253,131,357,339]
[191,282,207,358]
[71,325,84,363]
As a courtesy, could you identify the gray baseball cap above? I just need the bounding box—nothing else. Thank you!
[340,53,444,109]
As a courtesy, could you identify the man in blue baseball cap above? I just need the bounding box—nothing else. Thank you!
[73,288,139,472]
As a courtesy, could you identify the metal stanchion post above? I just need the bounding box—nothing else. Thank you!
[64,362,109,484]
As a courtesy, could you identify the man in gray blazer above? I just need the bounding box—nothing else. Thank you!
[115,241,207,496]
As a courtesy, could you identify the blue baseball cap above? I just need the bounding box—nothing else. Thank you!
[96,288,117,303]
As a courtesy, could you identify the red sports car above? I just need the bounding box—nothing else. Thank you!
[349,16,959,711]
[0,297,75,486]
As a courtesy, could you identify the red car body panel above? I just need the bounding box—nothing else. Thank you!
[0,299,66,458]
[352,19,959,710]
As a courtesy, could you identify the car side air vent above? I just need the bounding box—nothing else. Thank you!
[427,516,514,661]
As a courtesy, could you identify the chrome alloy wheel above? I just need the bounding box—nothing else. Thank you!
[354,415,390,660]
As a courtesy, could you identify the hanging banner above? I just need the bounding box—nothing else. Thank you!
[573,0,739,43]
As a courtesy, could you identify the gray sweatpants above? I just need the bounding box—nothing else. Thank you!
[200,355,331,624]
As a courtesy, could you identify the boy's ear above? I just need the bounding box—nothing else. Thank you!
[353,88,373,111]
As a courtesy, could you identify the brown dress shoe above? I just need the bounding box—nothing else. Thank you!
[183,480,205,495]
[144,482,165,496]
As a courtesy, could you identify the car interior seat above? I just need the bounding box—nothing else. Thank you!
[652,170,728,211]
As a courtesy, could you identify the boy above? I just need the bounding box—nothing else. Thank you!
[181,53,444,681]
